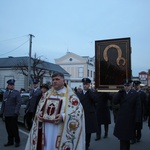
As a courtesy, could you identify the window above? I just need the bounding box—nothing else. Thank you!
[69,58,72,61]
[91,71,92,77]
[78,67,83,78]
[87,69,89,77]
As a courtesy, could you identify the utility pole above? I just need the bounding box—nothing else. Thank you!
[28,34,35,88]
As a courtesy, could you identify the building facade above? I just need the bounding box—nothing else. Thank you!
[139,71,148,86]
[55,52,95,89]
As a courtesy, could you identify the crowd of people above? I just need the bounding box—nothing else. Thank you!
[0,74,150,150]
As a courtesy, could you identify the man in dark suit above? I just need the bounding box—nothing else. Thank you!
[76,78,98,150]
[113,79,141,150]
[147,90,150,128]
[0,79,21,147]
[130,80,147,144]
[25,79,42,130]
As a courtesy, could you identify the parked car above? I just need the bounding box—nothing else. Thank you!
[18,92,30,129]
[0,88,6,121]
[0,88,6,102]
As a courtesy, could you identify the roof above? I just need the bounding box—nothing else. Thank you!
[0,56,70,76]
[55,51,94,61]
[139,71,147,75]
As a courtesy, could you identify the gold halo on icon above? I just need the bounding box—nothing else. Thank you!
[103,44,126,66]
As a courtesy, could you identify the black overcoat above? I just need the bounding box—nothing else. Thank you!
[138,90,147,129]
[147,93,150,127]
[113,89,141,140]
[96,92,112,125]
[77,89,98,133]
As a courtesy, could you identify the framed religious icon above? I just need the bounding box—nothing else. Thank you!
[95,37,132,92]
[41,98,62,122]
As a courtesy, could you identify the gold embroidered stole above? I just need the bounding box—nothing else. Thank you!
[28,91,52,150]
[58,86,84,150]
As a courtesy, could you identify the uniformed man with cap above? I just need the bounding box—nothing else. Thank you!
[25,79,42,130]
[130,80,147,144]
[76,78,98,150]
[41,83,49,93]
[113,79,141,150]
[40,83,50,99]
[0,79,21,147]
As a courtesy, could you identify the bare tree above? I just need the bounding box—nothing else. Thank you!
[14,53,46,82]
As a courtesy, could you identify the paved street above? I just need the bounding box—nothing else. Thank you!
[0,113,150,150]
[0,120,28,150]
[89,120,150,150]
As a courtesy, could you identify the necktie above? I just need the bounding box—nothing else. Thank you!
[83,91,86,94]
[9,90,12,95]
[7,90,12,99]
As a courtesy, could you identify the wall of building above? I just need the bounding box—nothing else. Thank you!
[55,52,95,89]
[0,68,25,91]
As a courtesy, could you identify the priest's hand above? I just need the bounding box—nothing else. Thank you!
[38,112,43,122]
[54,114,63,124]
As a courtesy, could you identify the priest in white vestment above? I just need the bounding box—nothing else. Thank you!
[25,72,85,150]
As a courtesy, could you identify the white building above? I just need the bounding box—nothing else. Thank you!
[55,52,95,89]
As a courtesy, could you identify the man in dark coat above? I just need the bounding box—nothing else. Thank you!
[113,80,141,150]
[76,78,98,150]
[25,79,42,130]
[95,92,112,140]
[0,79,21,147]
[147,91,150,128]
[130,80,147,144]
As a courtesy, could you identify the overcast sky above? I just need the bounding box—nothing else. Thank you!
[0,0,150,76]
